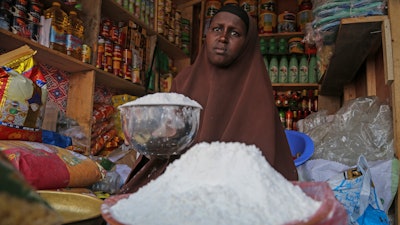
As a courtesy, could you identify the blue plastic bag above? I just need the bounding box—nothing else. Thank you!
[327,155,389,225]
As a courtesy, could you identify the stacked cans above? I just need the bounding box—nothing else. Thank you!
[155,0,182,47]
[0,0,43,42]
[96,18,144,84]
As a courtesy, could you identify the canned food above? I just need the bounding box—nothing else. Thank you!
[205,0,221,19]
[104,38,113,56]
[288,37,304,54]
[27,3,42,24]
[259,0,275,13]
[258,12,276,34]
[11,16,29,38]
[9,6,27,19]
[82,44,91,64]
[277,11,296,33]
[240,0,257,18]
[27,21,39,42]
[100,18,112,38]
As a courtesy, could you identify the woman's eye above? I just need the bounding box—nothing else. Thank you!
[212,26,222,32]
[230,31,240,37]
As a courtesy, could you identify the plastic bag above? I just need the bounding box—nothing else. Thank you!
[298,96,394,166]
[326,155,389,225]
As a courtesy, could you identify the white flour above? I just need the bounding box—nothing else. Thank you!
[109,142,321,225]
[120,92,202,108]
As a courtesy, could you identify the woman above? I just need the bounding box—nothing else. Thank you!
[170,4,298,180]
[119,5,297,194]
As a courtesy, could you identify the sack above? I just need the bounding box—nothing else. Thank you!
[327,155,389,225]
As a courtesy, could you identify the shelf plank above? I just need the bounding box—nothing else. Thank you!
[0,29,147,96]
[320,16,387,96]
[101,0,189,60]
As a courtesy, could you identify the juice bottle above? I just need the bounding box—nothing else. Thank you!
[66,10,84,60]
[44,1,68,53]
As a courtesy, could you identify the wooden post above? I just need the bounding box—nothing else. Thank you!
[387,0,400,223]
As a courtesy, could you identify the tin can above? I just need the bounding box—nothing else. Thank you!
[104,56,113,72]
[277,11,296,33]
[259,0,275,13]
[96,37,105,69]
[27,3,42,24]
[113,59,121,77]
[104,38,113,56]
[113,44,122,61]
[297,9,313,32]
[205,0,221,19]
[100,18,112,38]
[82,44,91,64]
[27,21,39,42]
[288,37,304,54]
[258,12,276,34]
[240,0,257,18]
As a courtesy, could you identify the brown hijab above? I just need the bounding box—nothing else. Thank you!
[170,8,298,181]
[119,6,297,194]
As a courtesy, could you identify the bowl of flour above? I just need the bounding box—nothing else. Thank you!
[101,142,347,225]
[119,92,202,157]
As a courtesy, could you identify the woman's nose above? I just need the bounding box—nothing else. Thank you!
[219,32,228,42]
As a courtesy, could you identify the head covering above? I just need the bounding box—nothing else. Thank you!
[170,16,298,180]
[214,4,249,32]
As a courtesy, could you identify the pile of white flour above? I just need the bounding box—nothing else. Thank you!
[109,142,321,225]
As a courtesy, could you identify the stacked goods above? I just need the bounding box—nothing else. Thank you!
[97,18,147,84]
[90,103,121,156]
[114,0,155,30]
[305,0,386,75]
[0,45,47,142]
[0,0,43,42]
[155,0,183,47]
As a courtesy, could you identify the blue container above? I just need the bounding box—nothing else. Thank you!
[285,130,314,166]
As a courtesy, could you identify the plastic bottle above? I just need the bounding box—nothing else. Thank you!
[308,54,318,83]
[66,10,84,60]
[288,54,298,83]
[268,38,277,54]
[299,54,308,83]
[268,55,278,83]
[278,38,287,54]
[44,1,68,53]
[278,55,288,83]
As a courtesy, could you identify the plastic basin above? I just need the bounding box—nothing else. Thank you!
[285,130,314,166]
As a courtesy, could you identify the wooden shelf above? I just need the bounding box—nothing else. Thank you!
[259,32,304,39]
[0,29,147,96]
[101,0,189,60]
[272,83,319,92]
[319,16,387,96]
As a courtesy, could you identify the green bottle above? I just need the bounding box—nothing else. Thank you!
[288,55,299,83]
[299,54,308,83]
[278,55,288,83]
[308,54,318,83]
[269,55,279,83]
[269,38,277,54]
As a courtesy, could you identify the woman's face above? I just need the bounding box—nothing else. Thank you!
[206,12,247,67]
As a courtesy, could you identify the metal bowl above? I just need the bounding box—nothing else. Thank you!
[119,101,201,157]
